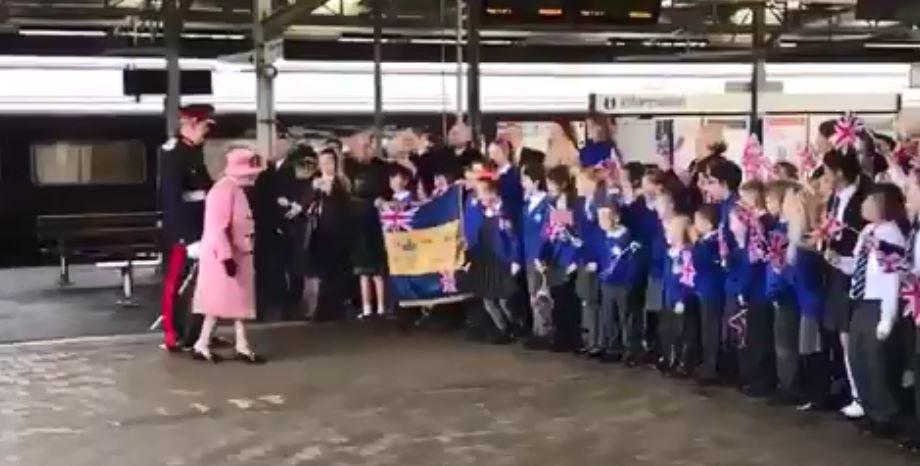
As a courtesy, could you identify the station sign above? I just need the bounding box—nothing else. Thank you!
[591,93,901,115]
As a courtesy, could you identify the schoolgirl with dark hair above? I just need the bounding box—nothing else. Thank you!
[542,165,582,352]
[463,169,520,344]
[847,183,909,438]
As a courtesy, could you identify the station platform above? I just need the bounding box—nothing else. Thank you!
[0,265,164,344]
[0,323,911,466]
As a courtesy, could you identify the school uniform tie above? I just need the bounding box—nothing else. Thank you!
[850,234,871,300]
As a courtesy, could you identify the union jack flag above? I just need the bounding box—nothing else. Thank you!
[875,243,907,274]
[727,307,748,349]
[832,114,865,151]
[379,204,417,232]
[748,225,768,263]
[902,274,920,326]
[813,217,844,244]
[796,145,819,176]
[544,208,576,241]
[767,231,789,271]
[679,249,696,287]
[439,270,458,294]
[742,134,770,181]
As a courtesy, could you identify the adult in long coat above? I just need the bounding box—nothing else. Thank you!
[191,147,266,364]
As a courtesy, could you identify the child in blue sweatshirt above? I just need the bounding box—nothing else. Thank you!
[517,162,553,345]
[662,214,699,377]
[463,166,520,345]
[575,168,607,357]
[543,165,582,352]
[692,204,727,385]
[597,204,641,363]
[727,181,774,396]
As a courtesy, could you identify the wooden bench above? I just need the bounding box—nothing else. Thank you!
[36,212,162,307]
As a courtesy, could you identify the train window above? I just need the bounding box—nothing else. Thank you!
[32,141,146,185]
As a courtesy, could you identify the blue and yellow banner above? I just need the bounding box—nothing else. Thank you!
[380,186,469,306]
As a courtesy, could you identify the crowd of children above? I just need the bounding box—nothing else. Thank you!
[453,115,920,451]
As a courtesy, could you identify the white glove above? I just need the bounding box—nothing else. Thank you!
[511,262,521,276]
[566,264,578,275]
[674,302,685,315]
[185,241,201,260]
[586,262,598,273]
[876,319,894,341]
[285,202,303,220]
[535,260,547,273]
[277,196,291,208]
[737,294,746,307]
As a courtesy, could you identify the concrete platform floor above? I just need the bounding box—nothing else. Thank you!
[0,266,162,343]
[0,323,916,466]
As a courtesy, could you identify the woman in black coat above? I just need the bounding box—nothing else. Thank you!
[301,148,353,320]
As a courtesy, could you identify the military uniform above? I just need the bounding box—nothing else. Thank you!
[159,135,213,350]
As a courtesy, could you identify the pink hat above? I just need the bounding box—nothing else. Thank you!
[224,147,264,178]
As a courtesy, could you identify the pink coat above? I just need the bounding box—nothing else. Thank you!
[193,176,256,320]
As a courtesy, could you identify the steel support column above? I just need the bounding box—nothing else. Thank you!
[164,0,181,137]
[465,0,481,144]
[254,0,276,160]
[372,0,384,158]
[750,3,766,137]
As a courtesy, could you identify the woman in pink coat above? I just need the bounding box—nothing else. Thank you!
[191,147,266,364]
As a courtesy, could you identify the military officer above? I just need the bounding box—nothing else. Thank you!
[159,104,216,352]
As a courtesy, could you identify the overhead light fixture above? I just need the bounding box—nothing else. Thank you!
[864,43,920,49]
[20,29,107,37]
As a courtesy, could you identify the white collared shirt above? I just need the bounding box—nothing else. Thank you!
[498,163,512,176]
[526,191,547,214]
[852,221,905,330]
[393,190,411,202]
[831,183,858,274]
[834,184,857,224]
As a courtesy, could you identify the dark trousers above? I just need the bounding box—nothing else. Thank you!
[697,296,724,379]
[600,285,630,355]
[849,300,899,424]
[551,276,582,351]
[577,269,601,350]
[255,232,288,320]
[774,299,800,396]
[160,244,203,349]
[738,300,776,392]
[661,300,698,369]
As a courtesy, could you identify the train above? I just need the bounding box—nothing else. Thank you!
[0,56,916,266]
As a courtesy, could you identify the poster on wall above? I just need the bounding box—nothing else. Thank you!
[614,117,657,164]
[763,116,808,163]
[672,117,702,171]
[704,117,750,165]
[497,120,587,158]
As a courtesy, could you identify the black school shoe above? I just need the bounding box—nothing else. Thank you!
[523,336,552,350]
[899,432,920,452]
[767,391,803,407]
[599,353,622,364]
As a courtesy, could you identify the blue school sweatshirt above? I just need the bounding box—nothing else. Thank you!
[463,199,519,264]
[725,214,769,304]
[692,231,726,306]
[544,196,579,270]
[579,140,614,168]
[598,226,638,286]
[622,196,658,278]
[574,196,605,267]
[663,248,697,311]
[497,165,524,226]
[521,191,551,263]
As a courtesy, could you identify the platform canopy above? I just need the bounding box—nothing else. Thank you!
[0,1,918,61]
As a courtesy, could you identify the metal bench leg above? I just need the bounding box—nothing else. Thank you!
[117,263,139,308]
[57,247,71,286]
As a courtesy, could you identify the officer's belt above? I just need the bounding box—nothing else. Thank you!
[182,190,206,202]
